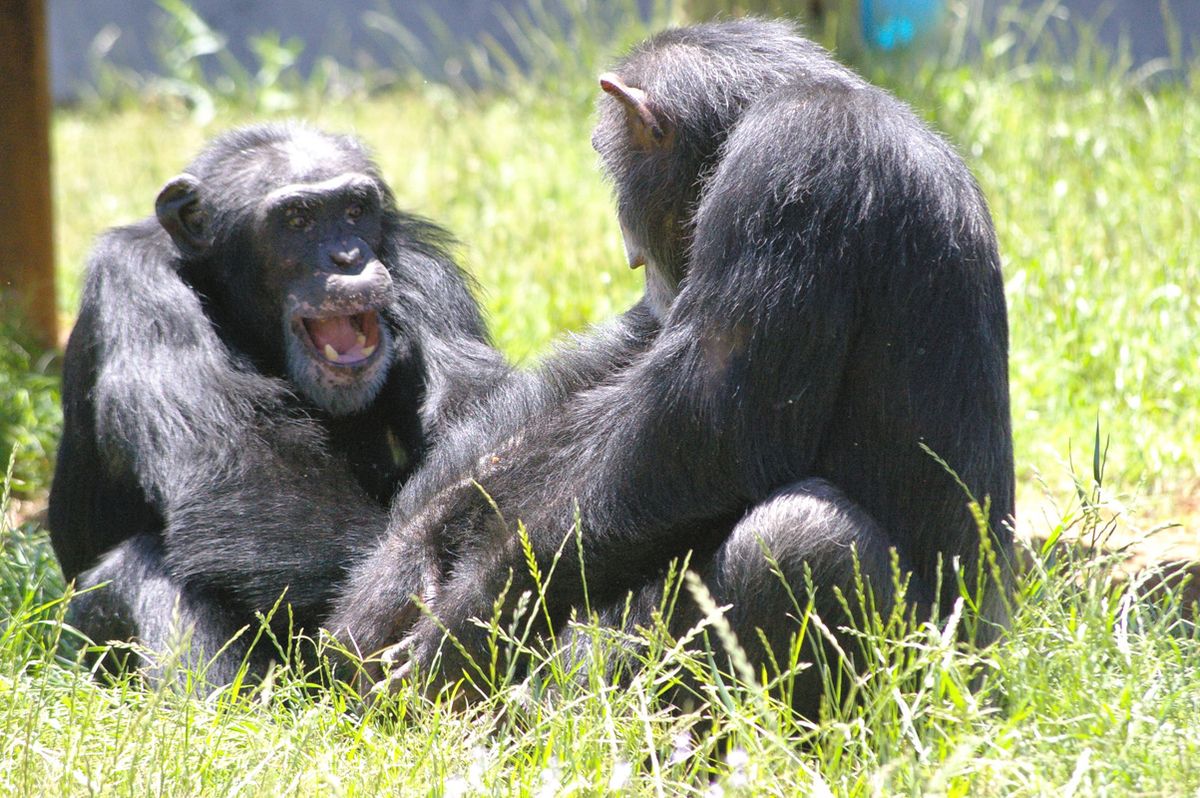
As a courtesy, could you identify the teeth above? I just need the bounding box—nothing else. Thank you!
[356,333,367,347]
[361,345,376,358]
[323,344,339,361]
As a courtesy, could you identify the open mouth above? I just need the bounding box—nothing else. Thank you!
[299,310,382,367]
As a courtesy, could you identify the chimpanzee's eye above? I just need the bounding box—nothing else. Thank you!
[346,203,363,222]
[285,206,311,231]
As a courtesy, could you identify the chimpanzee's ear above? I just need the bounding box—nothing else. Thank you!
[599,72,669,148]
[155,173,212,258]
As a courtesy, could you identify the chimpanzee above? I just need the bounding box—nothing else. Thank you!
[48,123,507,683]
[331,19,1015,716]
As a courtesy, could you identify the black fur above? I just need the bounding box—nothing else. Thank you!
[331,19,1014,717]
[48,123,507,682]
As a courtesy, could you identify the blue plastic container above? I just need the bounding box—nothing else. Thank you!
[860,0,945,51]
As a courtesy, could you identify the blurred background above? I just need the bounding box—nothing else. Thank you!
[44,1,1198,104]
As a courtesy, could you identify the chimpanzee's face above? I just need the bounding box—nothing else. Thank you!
[155,161,398,417]
[254,172,396,416]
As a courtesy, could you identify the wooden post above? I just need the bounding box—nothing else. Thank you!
[0,0,57,350]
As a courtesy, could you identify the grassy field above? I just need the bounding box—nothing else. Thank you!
[2,2,1199,795]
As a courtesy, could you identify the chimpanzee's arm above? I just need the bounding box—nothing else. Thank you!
[330,301,663,659]
[399,246,855,678]
[384,219,512,432]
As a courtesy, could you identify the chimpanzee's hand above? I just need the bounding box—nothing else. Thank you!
[370,610,488,702]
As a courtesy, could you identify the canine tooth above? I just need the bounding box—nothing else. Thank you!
[323,344,339,361]
[356,333,367,347]
[361,345,376,357]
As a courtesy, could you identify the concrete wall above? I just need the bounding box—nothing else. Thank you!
[48,0,600,102]
[46,0,1199,103]
[995,0,1199,68]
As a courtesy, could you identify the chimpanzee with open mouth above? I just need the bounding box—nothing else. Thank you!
[48,123,507,683]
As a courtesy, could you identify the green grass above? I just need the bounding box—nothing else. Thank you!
[3,478,1198,795]
[2,1,1199,794]
[0,322,59,494]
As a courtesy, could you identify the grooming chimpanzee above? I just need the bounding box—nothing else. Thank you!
[48,123,506,683]
[331,19,1014,716]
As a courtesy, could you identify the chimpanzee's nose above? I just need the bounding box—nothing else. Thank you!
[329,247,362,269]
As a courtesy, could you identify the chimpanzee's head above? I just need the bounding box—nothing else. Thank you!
[154,124,401,415]
[592,19,844,316]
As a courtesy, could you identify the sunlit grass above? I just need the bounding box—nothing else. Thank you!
[3,465,1199,795]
